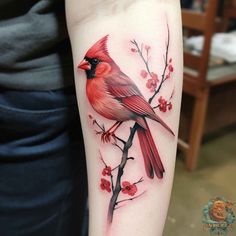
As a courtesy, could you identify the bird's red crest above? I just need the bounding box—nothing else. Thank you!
[85,35,113,62]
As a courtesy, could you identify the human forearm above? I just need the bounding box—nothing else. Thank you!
[66,1,182,235]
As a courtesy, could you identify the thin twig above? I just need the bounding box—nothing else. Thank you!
[115,191,146,206]
[133,177,144,185]
[153,104,160,110]
[149,24,170,104]
[111,165,120,172]
[153,102,171,110]
[93,120,105,132]
[99,151,115,192]
[114,136,126,145]
[99,151,107,167]
[113,143,123,152]
[131,40,153,77]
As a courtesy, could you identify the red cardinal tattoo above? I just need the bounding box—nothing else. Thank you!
[78,35,174,179]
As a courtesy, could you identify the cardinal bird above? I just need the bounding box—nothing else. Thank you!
[78,35,174,179]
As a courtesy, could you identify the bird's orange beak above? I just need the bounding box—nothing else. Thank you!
[78,59,91,70]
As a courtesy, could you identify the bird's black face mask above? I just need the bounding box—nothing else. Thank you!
[84,57,101,79]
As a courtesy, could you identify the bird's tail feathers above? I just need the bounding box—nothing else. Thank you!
[137,121,165,179]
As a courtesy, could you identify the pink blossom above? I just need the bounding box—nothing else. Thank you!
[168,64,174,72]
[131,48,137,53]
[165,73,170,80]
[158,96,173,112]
[100,178,111,193]
[145,45,151,51]
[146,78,158,92]
[140,70,148,79]
[102,166,112,176]
[158,96,168,112]
[151,72,159,82]
[122,181,138,196]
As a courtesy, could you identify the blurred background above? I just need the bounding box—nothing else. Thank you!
[164,0,236,235]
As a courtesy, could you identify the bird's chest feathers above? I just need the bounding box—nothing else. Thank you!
[86,77,124,120]
[86,77,108,104]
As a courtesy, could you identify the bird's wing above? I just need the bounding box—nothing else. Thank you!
[122,95,174,135]
[106,73,142,98]
[121,95,155,117]
[105,73,155,117]
[106,73,175,135]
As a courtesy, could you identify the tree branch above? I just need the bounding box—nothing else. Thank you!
[105,23,171,224]
[107,123,139,224]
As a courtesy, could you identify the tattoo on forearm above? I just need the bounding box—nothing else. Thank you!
[78,23,175,226]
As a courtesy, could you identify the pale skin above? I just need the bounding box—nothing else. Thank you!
[66,1,183,235]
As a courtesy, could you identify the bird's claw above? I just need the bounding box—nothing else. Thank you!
[101,132,116,143]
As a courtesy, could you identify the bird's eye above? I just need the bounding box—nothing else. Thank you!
[92,58,100,64]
